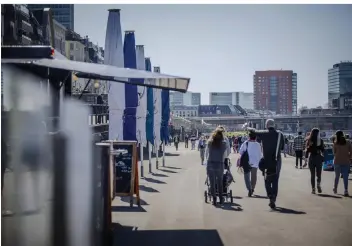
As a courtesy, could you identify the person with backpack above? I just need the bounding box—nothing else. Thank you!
[246,119,284,209]
[239,130,262,197]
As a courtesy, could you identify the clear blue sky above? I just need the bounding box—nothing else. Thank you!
[75,4,352,107]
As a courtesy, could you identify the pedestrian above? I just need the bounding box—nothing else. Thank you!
[332,130,351,197]
[174,135,180,151]
[191,135,196,150]
[305,128,324,194]
[247,119,284,209]
[293,131,305,169]
[239,130,262,197]
[198,135,206,165]
[206,128,228,205]
[216,126,231,158]
[284,137,289,157]
[185,134,189,148]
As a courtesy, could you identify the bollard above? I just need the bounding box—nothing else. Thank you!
[156,145,159,169]
[140,143,144,178]
[148,142,152,173]
[162,143,165,167]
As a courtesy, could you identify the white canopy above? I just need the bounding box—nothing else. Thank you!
[2,58,190,92]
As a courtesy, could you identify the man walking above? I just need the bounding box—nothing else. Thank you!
[293,131,305,169]
[185,134,189,148]
[246,119,284,209]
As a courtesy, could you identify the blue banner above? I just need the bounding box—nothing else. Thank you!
[123,31,138,141]
[145,58,154,145]
[161,89,170,144]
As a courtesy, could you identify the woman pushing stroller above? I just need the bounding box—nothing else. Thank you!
[205,127,230,205]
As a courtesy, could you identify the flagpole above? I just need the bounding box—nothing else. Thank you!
[148,142,152,173]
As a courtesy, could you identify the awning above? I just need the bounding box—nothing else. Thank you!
[2,58,190,92]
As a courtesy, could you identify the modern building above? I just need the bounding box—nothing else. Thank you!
[328,61,352,108]
[253,70,297,115]
[209,92,254,109]
[171,105,198,118]
[170,91,201,106]
[27,4,74,30]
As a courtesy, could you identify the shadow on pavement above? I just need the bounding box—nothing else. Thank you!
[252,195,268,199]
[220,203,243,212]
[111,206,147,212]
[113,227,224,246]
[120,196,149,206]
[272,207,306,215]
[139,185,159,193]
[318,194,342,199]
[164,166,182,170]
[232,196,243,199]
[158,169,178,174]
[151,173,169,178]
[144,177,167,184]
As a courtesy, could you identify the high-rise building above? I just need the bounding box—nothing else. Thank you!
[253,70,297,114]
[27,4,74,30]
[170,91,201,106]
[328,61,352,108]
[209,92,254,109]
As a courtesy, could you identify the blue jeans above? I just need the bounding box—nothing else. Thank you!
[334,164,349,191]
[264,158,282,202]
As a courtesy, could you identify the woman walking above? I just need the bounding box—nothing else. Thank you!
[332,130,351,197]
[206,128,228,206]
[305,128,325,194]
[239,130,262,196]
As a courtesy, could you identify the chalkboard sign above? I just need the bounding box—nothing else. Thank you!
[112,142,136,195]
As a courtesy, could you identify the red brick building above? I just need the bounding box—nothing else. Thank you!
[253,70,297,114]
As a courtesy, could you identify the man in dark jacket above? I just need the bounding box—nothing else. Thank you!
[246,119,284,209]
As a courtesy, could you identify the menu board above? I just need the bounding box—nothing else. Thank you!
[113,144,134,195]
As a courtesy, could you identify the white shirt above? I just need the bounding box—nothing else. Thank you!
[239,140,262,168]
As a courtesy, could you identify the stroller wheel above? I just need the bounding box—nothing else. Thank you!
[204,191,208,203]
[230,190,233,204]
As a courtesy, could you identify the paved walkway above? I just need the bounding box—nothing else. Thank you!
[112,145,352,246]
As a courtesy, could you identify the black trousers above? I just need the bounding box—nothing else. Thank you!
[295,150,303,167]
[308,155,323,189]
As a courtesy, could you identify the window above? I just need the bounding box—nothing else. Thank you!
[70,43,74,50]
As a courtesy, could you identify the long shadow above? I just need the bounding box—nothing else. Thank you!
[164,166,182,170]
[113,227,224,246]
[151,173,169,178]
[232,196,243,200]
[252,195,268,199]
[272,207,306,215]
[158,169,178,174]
[111,206,147,212]
[318,194,342,199]
[120,196,149,206]
[139,185,159,193]
[144,177,167,184]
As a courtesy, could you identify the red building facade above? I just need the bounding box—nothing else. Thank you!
[253,70,297,114]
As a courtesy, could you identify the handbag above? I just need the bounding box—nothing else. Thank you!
[240,142,252,173]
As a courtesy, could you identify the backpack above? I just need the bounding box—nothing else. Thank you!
[240,142,251,173]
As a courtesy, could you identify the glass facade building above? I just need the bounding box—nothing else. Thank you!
[27,4,74,30]
[328,61,352,107]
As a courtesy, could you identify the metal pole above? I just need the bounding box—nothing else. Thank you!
[156,144,159,170]
[148,142,152,173]
[140,143,144,178]
[162,142,165,167]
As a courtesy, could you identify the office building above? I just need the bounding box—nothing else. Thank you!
[328,61,352,108]
[253,70,297,114]
[170,91,201,106]
[209,92,254,109]
[28,4,74,30]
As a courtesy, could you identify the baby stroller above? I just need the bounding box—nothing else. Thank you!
[204,158,235,204]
